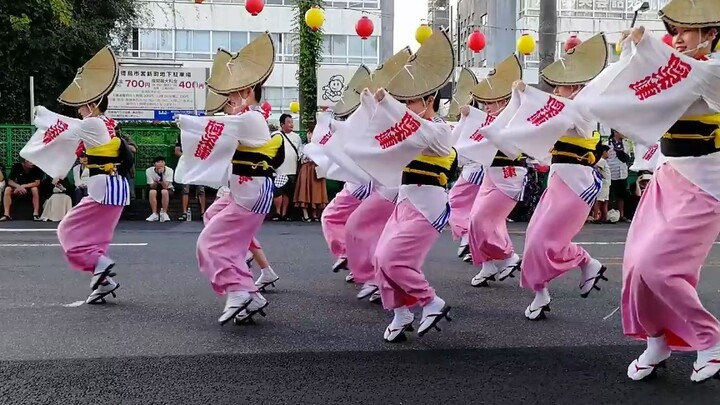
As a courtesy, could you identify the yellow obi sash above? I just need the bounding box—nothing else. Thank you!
[231,133,285,177]
[662,113,720,157]
[402,148,458,187]
[551,131,600,166]
[86,137,121,176]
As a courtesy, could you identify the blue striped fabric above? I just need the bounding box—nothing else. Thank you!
[251,177,274,214]
[579,170,603,206]
[351,183,372,201]
[431,203,451,233]
[467,168,485,186]
[101,176,130,206]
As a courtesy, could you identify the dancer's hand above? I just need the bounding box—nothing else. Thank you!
[375,88,386,102]
[460,105,470,117]
[513,80,526,92]
[630,26,645,44]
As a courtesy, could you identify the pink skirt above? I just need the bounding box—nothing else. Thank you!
[320,187,362,258]
[448,177,481,240]
[375,199,440,309]
[468,176,517,265]
[197,195,263,295]
[521,173,591,292]
[622,163,720,351]
[345,192,395,284]
[57,197,124,272]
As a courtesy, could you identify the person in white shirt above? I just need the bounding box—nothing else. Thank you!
[272,113,303,220]
[72,154,90,205]
[590,145,611,223]
[145,156,174,222]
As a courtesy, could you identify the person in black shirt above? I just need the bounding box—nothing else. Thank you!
[1,158,44,221]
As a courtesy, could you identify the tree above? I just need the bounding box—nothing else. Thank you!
[538,0,557,92]
[0,0,144,123]
[293,0,324,130]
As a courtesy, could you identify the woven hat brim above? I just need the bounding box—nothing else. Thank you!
[333,65,371,117]
[206,49,235,97]
[205,90,229,114]
[541,33,608,87]
[448,68,479,118]
[660,0,720,30]
[362,47,413,93]
[471,54,523,103]
[386,30,455,100]
[208,32,276,95]
[58,47,119,107]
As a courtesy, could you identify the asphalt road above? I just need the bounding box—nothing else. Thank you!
[1,220,719,404]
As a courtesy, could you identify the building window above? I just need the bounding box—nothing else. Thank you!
[137,29,173,59]
[322,34,379,64]
[480,13,487,26]
[175,30,211,59]
[263,87,300,112]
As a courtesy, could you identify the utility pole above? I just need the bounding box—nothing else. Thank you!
[538,0,557,91]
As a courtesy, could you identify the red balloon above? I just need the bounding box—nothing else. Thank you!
[467,30,486,53]
[245,0,264,16]
[662,33,674,47]
[355,16,374,40]
[564,35,582,51]
[261,102,272,112]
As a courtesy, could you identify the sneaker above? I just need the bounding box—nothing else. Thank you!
[146,213,159,222]
[159,211,171,223]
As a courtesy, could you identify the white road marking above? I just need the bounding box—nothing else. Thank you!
[0,228,58,232]
[62,301,85,308]
[0,243,148,247]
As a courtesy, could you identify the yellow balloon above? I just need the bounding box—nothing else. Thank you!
[305,6,324,30]
[289,100,300,114]
[415,24,433,45]
[715,40,720,52]
[516,34,536,55]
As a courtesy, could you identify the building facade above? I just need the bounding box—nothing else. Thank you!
[455,0,668,70]
[116,0,393,120]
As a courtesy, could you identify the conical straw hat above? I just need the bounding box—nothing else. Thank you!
[471,54,522,103]
[58,47,119,107]
[541,33,608,87]
[386,30,455,100]
[660,0,720,29]
[362,47,413,93]
[333,65,371,118]
[207,32,275,95]
[205,90,229,115]
[448,68,478,119]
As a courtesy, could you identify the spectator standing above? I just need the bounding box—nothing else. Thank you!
[293,124,328,221]
[607,129,631,222]
[272,113,303,221]
[175,135,206,220]
[145,156,174,222]
[1,158,44,221]
[72,154,90,205]
[590,145,612,223]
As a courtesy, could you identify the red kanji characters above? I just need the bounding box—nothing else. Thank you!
[194,120,225,160]
[643,144,658,160]
[375,112,421,149]
[483,114,496,127]
[237,176,253,184]
[101,116,117,138]
[502,166,517,178]
[42,119,70,144]
[470,130,484,142]
[318,130,333,145]
[527,97,565,126]
[629,54,692,101]
[470,113,496,141]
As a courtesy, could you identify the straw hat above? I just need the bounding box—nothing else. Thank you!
[363,47,413,93]
[471,54,522,103]
[207,32,275,96]
[333,65,371,118]
[447,68,478,119]
[58,47,119,107]
[386,30,455,100]
[660,0,720,30]
[541,33,608,87]
[205,90,229,115]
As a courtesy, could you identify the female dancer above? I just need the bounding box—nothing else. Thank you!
[196,33,283,325]
[447,68,481,259]
[464,55,526,287]
[348,30,457,342]
[512,34,607,321]
[344,49,413,302]
[580,0,720,382]
[33,47,133,304]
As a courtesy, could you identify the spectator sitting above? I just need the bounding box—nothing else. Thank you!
[39,178,73,222]
[175,134,206,220]
[1,158,44,221]
[145,156,174,222]
[72,154,90,205]
[0,164,5,201]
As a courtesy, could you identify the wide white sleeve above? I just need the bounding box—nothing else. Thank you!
[77,117,112,147]
[700,58,720,113]
[423,120,454,156]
